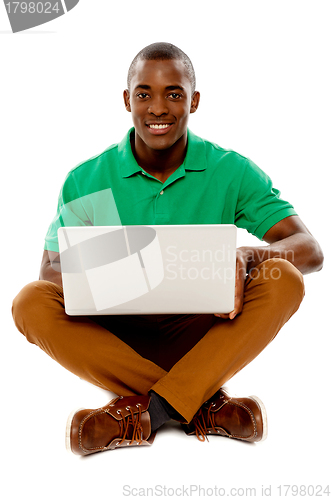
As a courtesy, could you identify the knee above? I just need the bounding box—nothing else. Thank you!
[251,258,305,309]
[12,281,57,336]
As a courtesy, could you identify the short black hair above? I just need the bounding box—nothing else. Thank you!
[127,42,196,95]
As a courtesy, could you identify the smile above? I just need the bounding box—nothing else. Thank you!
[148,124,173,129]
[146,123,174,136]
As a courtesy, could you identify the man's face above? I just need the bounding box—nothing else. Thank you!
[124,59,200,152]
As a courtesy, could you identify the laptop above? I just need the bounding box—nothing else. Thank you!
[58,224,237,315]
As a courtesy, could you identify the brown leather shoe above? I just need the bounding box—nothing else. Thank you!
[66,395,156,456]
[182,388,267,443]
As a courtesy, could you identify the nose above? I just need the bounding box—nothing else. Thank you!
[148,96,169,116]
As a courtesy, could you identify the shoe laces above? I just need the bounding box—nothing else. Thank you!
[191,404,217,442]
[116,403,145,446]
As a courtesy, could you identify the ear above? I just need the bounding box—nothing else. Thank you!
[190,91,200,114]
[123,89,131,112]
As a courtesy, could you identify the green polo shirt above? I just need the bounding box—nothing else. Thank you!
[44,127,297,252]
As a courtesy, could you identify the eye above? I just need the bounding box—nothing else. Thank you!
[168,92,182,100]
[136,92,149,99]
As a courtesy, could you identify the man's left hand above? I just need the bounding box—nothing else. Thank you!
[214,248,248,320]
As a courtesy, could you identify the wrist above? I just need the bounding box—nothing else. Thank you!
[238,246,261,273]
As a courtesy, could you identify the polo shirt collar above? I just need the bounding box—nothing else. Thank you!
[118,127,207,178]
[183,128,207,171]
[118,128,142,178]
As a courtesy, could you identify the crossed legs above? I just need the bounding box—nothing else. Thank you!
[12,258,304,453]
[12,258,304,422]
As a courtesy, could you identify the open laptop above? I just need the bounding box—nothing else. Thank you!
[58,224,237,315]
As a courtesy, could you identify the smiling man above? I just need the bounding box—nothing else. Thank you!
[12,42,323,456]
[123,56,200,182]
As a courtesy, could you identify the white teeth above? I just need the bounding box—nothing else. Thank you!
[149,124,171,129]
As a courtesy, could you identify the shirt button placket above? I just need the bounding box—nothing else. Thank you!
[155,187,169,223]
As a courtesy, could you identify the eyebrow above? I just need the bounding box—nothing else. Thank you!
[134,84,185,92]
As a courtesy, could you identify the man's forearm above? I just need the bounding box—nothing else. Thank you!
[242,233,324,275]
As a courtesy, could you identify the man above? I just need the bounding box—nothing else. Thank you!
[12,42,323,456]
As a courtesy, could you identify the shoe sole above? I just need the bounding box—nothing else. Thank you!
[65,407,84,453]
[249,395,268,442]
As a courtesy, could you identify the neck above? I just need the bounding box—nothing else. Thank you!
[131,131,188,182]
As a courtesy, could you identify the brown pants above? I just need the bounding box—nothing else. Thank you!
[12,258,304,423]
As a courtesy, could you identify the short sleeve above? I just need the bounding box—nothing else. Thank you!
[44,170,122,253]
[44,174,92,253]
[235,158,297,240]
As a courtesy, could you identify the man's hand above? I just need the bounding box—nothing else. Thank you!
[214,215,324,320]
[214,248,248,320]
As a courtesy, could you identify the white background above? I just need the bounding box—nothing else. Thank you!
[1,1,331,499]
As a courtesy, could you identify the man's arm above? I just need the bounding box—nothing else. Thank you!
[216,215,324,320]
[242,215,324,275]
[39,249,63,287]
